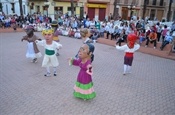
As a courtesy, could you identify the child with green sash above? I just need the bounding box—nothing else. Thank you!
[36,28,62,77]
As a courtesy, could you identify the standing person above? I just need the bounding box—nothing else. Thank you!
[156,22,162,42]
[161,25,168,42]
[68,43,96,100]
[74,28,93,59]
[80,28,93,44]
[21,25,42,63]
[115,33,140,75]
[51,20,60,56]
[35,28,62,77]
[160,31,173,51]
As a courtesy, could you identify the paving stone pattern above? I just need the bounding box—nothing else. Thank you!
[0,32,175,115]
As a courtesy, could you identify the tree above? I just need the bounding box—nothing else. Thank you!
[167,0,173,21]
[113,0,119,20]
[71,0,74,16]
[0,3,2,12]
[19,0,23,16]
[142,0,147,20]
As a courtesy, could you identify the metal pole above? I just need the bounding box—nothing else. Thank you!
[130,6,133,20]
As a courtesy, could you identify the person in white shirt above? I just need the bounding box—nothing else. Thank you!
[90,19,96,29]
[109,25,115,40]
[85,18,90,28]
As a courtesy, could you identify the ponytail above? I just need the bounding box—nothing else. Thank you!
[91,54,94,62]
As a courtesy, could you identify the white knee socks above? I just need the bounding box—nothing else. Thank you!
[123,65,132,75]
[53,67,57,74]
[124,64,127,75]
[127,66,131,73]
[46,67,50,73]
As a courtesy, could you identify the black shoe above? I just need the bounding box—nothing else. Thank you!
[53,72,57,76]
[44,73,51,77]
[33,58,37,63]
[56,53,59,56]
[54,73,57,76]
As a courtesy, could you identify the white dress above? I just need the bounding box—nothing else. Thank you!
[26,42,36,59]
[36,40,62,67]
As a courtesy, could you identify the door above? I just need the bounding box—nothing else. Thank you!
[99,8,106,21]
[88,8,95,20]
[80,7,84,20]
[122,7,128,20]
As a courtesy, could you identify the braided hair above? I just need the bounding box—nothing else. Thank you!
[86,43,95,62]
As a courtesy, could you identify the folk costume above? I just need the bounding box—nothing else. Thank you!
[69,43,96,100]
[116,33,140,75]
[21,25,42,63]
[36,29,62,77]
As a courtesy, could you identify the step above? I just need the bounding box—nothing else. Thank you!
[97,38,175,60]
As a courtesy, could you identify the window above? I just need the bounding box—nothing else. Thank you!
[124,0,128,4]
[150,9,156,20]
[132,0,136,4]
[152,0,157,5]
[147,0,149,5]
[160,0,164,6]
[67,7,75,11]
[36,6,40,13]
[173,11,175,21]
[54,7,63,15]
[23,5,26,15]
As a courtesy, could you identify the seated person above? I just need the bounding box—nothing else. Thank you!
[139,29,146,44]
[116,29,127,46]
[112,26,120,39]
[99,25,105,37]
[145,26,157,49]
[62,25,69,36]
[91,30,99,43]
[68,28,75,37]
[74,29,81,39]
[160,31,173,50]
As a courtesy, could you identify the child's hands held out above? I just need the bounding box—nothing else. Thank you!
[67,57,73,66]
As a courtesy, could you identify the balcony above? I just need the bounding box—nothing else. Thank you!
[53,0,78,2]
[87,0,110,3]
[28,0,46,1]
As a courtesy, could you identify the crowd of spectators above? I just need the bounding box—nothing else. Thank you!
[0,12,175,52]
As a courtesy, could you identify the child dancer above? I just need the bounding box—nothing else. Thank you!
[21,25,42,63]
[115,33,140,75]
[36,28,62,77]
[68,43,96,100]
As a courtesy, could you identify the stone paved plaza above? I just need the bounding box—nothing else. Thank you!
[0,32,175,115]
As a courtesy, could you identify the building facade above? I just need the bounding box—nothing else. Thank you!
[114,0,175,21]
[0,0,174,21]
[0,0,28,16]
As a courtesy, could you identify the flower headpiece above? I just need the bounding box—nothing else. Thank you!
[42,28,54,35]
